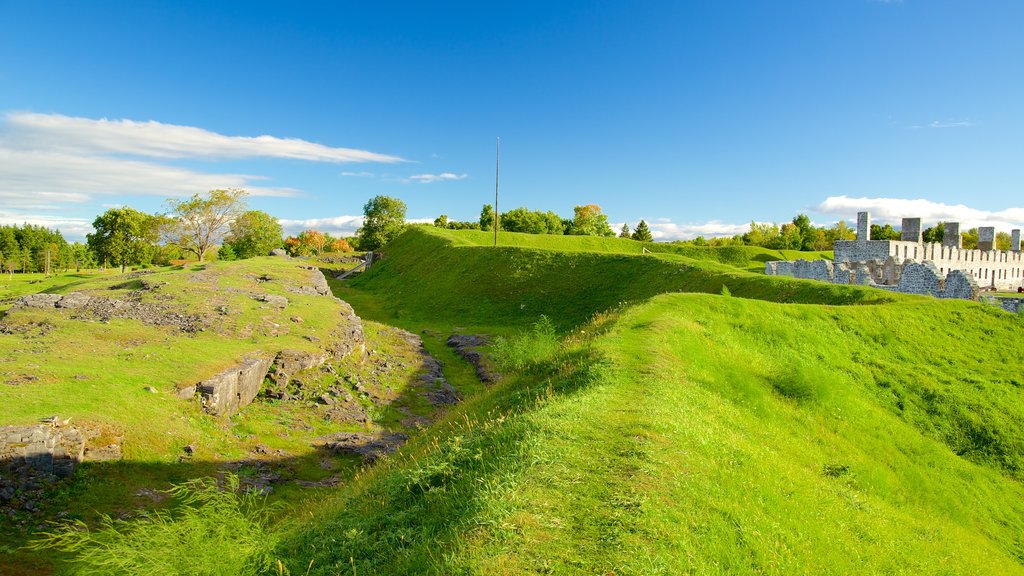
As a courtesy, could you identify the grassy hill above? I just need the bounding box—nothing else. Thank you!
[7,227,1024,575]
[270,227,1024,574]
[346,226,887,331]
[0,257,467,574]
[276,293,1024,574]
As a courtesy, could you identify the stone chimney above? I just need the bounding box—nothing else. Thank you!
[978,227,996,251]
[943,222,962,249]
[857,212,870,243]
[901,218,922,242]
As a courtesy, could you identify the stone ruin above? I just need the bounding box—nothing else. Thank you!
[766,212,1023,305]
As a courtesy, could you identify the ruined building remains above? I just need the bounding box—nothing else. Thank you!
[765,212,1023,302]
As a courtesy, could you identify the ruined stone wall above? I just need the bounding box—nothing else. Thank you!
[0,423,83,479]
[833,239,1024,291]
[767,258,980,301]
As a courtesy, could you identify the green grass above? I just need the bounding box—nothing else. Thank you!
[348,227,893,331]
[274,291,1024,575]
[0,256,470,574]
[9,229,1024,575]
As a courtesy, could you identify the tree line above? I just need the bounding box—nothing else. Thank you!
[6,191,1016,276]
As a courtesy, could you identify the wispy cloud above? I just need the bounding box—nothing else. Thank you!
[0,111,411,240]
[5,112,406,163]
[406,172,468,184]
[616,219,749,241]
[908,119,977,130]
[0,147,297,202]
[0,211,94,239]
[341,171,375,178]
[815,195,1024,231]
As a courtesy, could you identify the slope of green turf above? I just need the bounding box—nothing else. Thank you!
[426,225,831,269]
[350,226,892,330]
[276,291,1024,575]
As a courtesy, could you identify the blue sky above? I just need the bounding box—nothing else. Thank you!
[1,0,1023,241]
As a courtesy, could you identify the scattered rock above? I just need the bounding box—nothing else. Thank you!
[253,293,289,308]
[54,292,91,309]
[183,444,196,455]
[176,385,197,400]
[313,432,408,464]
[269,248,288,257]
[9,292,208,333]
[16,294,62,308]
[145,386,158,394]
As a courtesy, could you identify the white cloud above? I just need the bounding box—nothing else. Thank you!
[621,219,749,242]
[815,195,1024,231]
[0,211,94,240]
[909,119,977,130]
[5,112,406,163]
[0,147,297,201]
[341,171,375,178]
[406,172,468,184]
[929,120,975,129]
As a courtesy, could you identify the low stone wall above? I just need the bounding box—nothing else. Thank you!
[0,423,84,479]
[992,297,1024,314]
[767,258,980,301]
[188,356,275,418]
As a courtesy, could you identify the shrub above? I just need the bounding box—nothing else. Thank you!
[491,315,559,371]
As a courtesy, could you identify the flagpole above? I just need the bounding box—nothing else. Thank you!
[494,136,500,246]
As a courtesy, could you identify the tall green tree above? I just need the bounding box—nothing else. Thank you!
[619,224,631,238]
[88,207,157,273]
[922,222,944,244]
[961,228,979,250]
[631,220,653,242]
[223,210,283,259]
[996,231,1012,251]
[479,204,495,232]
[870,223,900,241]
[358,195,407,250]
[163,189,248,262]
[566,204,614,237]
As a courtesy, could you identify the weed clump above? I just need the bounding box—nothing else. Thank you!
[30,474,279,576]
[491,315,559,371]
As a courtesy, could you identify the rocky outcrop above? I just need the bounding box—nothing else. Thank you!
[269,248,288,257]
[195,356,275,417]
[447,334,499,383]
[286,268,332,296]
[10,292,207,332]
[390,329,461,406]
[271,349,329,386]
[328,298,365,360]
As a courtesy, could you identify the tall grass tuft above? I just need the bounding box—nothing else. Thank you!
[30,474,280,576]
[490,315,559,371]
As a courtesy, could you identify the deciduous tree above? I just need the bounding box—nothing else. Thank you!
[358,195,407,250]
[224,210,283,259]
[163,189,248,262]
[567,204,614,237]
[88,207,157,273]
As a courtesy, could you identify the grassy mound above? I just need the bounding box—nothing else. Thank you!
[0,257,454,574]
[276,292,1024,574]
[348,226,892,331]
